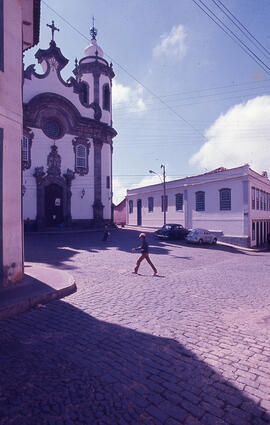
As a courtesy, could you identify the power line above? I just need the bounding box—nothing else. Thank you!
[214,0,270,60]
[41,0,205,140]
[191,0,270,75]
[113,85,270,110]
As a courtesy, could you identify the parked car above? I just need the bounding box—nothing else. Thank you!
[185,228,217,245]
[155,223,189,240]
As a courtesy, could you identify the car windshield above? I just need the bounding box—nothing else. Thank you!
[163,225,172,230]
[188,230,199,236]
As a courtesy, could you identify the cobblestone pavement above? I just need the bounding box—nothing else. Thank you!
[1,227,270,425]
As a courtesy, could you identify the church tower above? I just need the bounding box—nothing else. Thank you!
[23,21,117,228]
[73,20,115,222]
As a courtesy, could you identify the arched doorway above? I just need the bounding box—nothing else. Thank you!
[137,199,142,226]
[45,184,63,226]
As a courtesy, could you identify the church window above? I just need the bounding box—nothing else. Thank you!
[75,145,87,169]
[106,176,110,189]
[72,137,90,176]
[0,0,3,71]
[196,191,205,211]
[103,84,110,111]
[80,82,89,106]
[219,188,231,211]
[129,200,133,214]
[43,118,62,139]
[175,193,183,211]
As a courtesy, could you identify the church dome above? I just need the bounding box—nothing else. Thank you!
[84,21,104,58]
[84,38,104,58]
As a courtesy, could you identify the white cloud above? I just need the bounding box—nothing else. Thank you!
[190,96,270,174]
[153,25,187,60]
[112,81,146,113]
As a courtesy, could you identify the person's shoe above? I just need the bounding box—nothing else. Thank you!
[153,271,158,276]
[132,271,137,274]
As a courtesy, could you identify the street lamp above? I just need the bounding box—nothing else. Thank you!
[149,164,166,226]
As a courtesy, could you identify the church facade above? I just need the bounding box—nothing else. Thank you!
[23,23,117,228]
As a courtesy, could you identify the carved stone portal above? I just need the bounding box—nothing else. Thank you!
[34,146,75,228]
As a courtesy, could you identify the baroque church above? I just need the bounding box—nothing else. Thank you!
[22,21,117,228]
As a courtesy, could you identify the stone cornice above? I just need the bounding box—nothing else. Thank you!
[74,58,115,80]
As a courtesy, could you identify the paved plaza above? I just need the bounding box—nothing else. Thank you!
[1,227,270,425]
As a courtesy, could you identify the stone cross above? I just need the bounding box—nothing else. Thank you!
[47,20,59,41]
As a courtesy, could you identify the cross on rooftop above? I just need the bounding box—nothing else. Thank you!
[47,20,59,42]
[90,16,97,40]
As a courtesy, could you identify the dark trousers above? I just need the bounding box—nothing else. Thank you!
[135,253,157,273]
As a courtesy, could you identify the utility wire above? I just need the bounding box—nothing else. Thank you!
[41,0,205,140]
[214,0,270,59]
[191,0,270,75]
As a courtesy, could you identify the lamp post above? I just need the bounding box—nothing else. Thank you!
[149,164,166,226]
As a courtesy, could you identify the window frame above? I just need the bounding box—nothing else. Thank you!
[103,83,110,111]
[195,191,205,211]
[175,193,183,211]
[251,187,255,210]
[148,196,154,213]
[72,137,90,176]
[256,189,259,210]
[22,129,33,170]
[219,188,231,211]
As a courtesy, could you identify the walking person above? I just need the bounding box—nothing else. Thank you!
[102,224,110,241]
[132,233,157,275]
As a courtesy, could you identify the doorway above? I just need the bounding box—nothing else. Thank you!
[137,199,142,226]
[45,184,63,226]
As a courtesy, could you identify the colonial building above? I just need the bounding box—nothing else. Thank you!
[126,165,270,248]
[113,198,126,226]
[0,0,40,287]
[23,22,117,228]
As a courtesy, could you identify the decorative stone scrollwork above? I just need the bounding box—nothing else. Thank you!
[33,166,45,184]
[47,144,61,176]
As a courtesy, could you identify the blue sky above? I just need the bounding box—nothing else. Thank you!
[24,0,270,203]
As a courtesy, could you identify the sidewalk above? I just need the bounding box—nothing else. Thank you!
[0,263,76,320]
[124,225,269,252]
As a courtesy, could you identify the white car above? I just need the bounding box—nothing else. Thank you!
[185,228,217,245]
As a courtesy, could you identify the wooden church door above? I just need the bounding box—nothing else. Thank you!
[45,184,64,226]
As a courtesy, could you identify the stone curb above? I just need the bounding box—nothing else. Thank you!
[0,264,76,320]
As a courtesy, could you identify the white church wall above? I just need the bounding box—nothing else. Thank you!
[23,70,95,120]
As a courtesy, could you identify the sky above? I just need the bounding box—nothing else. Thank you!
[24,0,270,204]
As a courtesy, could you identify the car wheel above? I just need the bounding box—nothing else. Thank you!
[212,238,217,245]
[198,239,203,245]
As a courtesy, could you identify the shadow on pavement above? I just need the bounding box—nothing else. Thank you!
[24,227,263,273]
[24,228,171,270]
[0,300,269,425]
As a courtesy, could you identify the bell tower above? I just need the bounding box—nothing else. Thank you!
[72,20,116,223]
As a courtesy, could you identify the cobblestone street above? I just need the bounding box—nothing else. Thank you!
[1,227,270,425]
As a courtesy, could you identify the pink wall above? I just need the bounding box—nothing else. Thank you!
[114,199,126,225]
